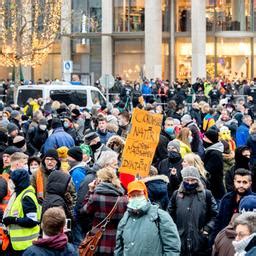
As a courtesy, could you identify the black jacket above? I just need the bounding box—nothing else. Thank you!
[204,142,225,200]
[42,170,72,219]
[168,182,218,256]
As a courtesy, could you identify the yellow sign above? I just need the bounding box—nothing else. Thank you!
[119,108,163,177]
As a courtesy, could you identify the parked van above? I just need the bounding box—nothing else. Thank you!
[15,82,106,109]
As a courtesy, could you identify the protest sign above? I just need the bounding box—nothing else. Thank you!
[119,108,163,177]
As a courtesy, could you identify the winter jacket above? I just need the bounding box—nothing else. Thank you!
[97,129,115,145]
[142,175,169,210]
[203,114,215,132]
[43,127,75,154]
[236,123,250,147]
[174,139,191,158]
[42,170,74,219]
[23,233,78,256]
[82,182,128,255]
[204,142,225,200]
[168,182,218,256]
[141,84,152,95]
[212,222,236,256]
[115,202,181,256]
[69,164,86,192]
[214,191,256,237]
[247,133,256,165]
[190,108,202,128]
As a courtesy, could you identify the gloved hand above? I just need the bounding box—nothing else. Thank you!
[3,216,17,226]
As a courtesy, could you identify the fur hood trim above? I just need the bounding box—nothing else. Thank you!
[142,175,169,184]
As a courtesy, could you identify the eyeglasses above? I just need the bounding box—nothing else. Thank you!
[45,157,57,162]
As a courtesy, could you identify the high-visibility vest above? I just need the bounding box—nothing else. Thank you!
[0,173,10,251]
[36,169,44,200]
[8,185,41,251]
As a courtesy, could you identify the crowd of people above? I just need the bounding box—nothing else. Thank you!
[0,76,256,255]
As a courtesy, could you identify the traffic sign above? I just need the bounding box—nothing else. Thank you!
[63,60,73,74]
[99,74,115,89]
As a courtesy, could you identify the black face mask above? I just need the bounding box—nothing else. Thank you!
[90,141,101,152]
[168,151,181,163]
[203,140,212,148]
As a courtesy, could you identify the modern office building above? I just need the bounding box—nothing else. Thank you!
[1,0,256,83]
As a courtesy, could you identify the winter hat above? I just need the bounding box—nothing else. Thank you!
[167,140,180,152]
[239,195,256,213]
[71,108,80,117]
[181,114,192,126]
[57,146,69,159]
[13,136,26,148]
[3,146,21,155]
[204,128,219,144]
[67,146,83,162]
[43,149,59,162]
[127,180,148,199]
[181,166,201,181]
[84,130,99,144]
[51,118,62,129]
[0,130,8,144]
[0,119,9,129]
[11,169,30,192]
[10,110,20,119]
[7,123,18,134]
[80,144,91,156]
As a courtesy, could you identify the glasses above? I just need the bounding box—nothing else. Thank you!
[45,157,57,162]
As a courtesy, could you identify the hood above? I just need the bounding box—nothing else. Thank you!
[33,233,68,250]
[205,141,224,153]
[106,135,125,153]
[235,146,250,169]
[143,177,169,199]
[225,225,237,239]
[11,169,31,194]
[142,175,169,184]
[94,182,125,196]
[46,170,71,196]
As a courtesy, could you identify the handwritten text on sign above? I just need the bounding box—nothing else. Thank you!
[119,108,163,177]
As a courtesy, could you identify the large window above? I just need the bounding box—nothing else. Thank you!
[175,0,191,32]
[114,39,144,80]
[216,38,252,79]
[215,0,252,31]
[114,0,145,32]
[162,0,170,32]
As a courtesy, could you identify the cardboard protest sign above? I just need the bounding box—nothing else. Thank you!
[119,108,163,177]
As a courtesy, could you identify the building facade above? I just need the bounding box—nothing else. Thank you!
[1,0,256,84]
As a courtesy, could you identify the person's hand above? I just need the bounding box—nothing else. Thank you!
[3,217,17,226]
[170,168,177,176]
[88,179,98,192]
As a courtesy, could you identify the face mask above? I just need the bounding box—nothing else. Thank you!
[67,160,78,168]
[23,164,29,172]
[165,127,174,135]
[63,122,69,129]
[30,167,38,174]
[232,233,255,253]
[183,181,198,191]
[90,141,101,152]
[39,125,47,131]
[188,136,193,143]
[203,140,212,148]
[168,151,181,162]
[127,196,147,210]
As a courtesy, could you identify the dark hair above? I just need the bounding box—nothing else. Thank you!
[98,116,107,122]
[234,168,252,179]
[118,111,130,121]
[28,156,41,167]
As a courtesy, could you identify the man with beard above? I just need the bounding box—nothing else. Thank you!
[213,169,255,239]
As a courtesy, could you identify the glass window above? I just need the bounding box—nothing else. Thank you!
[114,0,145,32]
[162,39,170,79]
[114,39,144,80]
[216,38,252,79]
[175,37,192,80]
[206,0,215,32]
[215,0,252,31]
[91,90,106,105]
[18,89,43,107]
[175,0,191,32]
[162,0,170,32]
[206,37,215,79]
[50,90,88,106]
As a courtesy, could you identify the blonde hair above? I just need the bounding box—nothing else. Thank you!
[97,167,121,188]
[10,152,28,163]
[250,123,256,134]
[177,127,191,146]
[51,101,60,111]
[183,153,207,178]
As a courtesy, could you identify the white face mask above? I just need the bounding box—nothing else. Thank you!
[39,125,47,131]
[127,196,147,210]
[30,166,38,174]
[232,233,256,253]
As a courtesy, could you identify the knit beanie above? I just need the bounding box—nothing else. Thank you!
[13,136,26,148]
[84,130,99,144]
[127,180,148,199]
[80,144,91,156]
[71,109,80,117]
[204,128,219,144]
[181,114,192,126]
[10,110,20,119]
[67,146,83,162]
[57,146,69,159]
[181,166,201,181]
[167,140,180,152]
[239,195,256,213]
[7,123,18,134]
[3,146,21,155]
[51,118,62,129]
[44,149,59,162]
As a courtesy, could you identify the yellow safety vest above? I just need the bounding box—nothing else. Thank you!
[8,185,41,251]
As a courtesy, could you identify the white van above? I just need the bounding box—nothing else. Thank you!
[15,82,106,109]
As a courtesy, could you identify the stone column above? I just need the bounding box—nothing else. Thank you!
[61,0,72,82]
[170,0,175,82]
[191,0,206,83]
[101,0,113,76]
[145,0,162,79]
[232,0,246,31]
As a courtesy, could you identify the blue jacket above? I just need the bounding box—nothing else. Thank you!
[236,123,250,147]
[69,164,87,192]
[141,84,152,95]
[97,130,115,145]
[43,128,75,154]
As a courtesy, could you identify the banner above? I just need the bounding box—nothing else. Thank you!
[119,108,163,177]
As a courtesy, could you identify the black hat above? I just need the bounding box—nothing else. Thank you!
[7,123,18,134]
[204,128,219,144]
[71,109,80,117]
[3,146,21,155]
[67,146,83,162]
[51,118,62,129]
[84,130,99,144]
[43,149,61,170]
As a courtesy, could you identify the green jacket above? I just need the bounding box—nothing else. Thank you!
[114,203,181,256]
